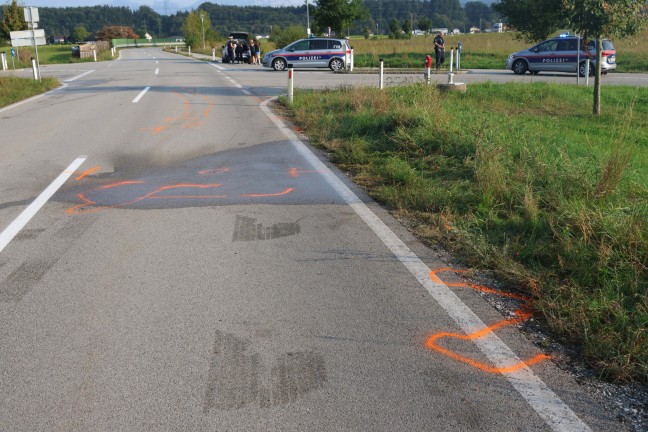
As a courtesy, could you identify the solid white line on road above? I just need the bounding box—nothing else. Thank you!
[156,60,159,64]
[242,89,251,95]
[209,64,225,71]
[0,157,87,254]
[259,97,592,432]
[155,68,159,75]
[132,86,151,103]
[63,70,95,82]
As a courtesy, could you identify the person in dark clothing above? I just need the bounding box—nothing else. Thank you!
[434,31,445,69]
[226,36,235,64]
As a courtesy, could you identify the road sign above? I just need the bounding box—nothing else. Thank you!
[24,7,39,23]
[10,29,46,47]
[11,48,16,57]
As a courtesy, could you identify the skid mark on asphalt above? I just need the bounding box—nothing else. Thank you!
[203,330,326,412]
[232,215,300,241]
[425,268,550,374]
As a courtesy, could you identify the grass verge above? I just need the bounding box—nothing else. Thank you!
[0,76,59,108]
[284,82,647,382]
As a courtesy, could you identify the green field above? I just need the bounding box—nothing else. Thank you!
[285,82,648,382]
[0,44,114,69]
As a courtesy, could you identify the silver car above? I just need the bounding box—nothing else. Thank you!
[262,37,352,71]
[506,36,617,76]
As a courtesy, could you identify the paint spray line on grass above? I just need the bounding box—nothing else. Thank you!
[0,156,87,254]
[259,96,592,432]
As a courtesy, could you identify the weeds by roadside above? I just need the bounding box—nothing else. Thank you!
[285,82,647,382]
[0,76,59,108]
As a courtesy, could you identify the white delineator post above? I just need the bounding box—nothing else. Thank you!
[31,57,38,80]
[1,52,7,71]
[447,48,455,84]
[379,58,384,89]
[212,48,216,61]
[93,49,97,62]
[287,64,294,105]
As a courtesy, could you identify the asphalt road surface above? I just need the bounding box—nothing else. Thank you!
[0,48,636,431]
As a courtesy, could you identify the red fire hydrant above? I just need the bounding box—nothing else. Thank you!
[424,55,433,69]
[424,55,433,84]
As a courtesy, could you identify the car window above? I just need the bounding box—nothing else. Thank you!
[290,40,309,51]
[329,40,343,49]
[310,39,328,50]
[602,40,615,50]
[536,40,558,52]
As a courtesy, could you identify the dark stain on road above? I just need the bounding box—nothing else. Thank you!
[232,215,300,242]
[203,330,326,413]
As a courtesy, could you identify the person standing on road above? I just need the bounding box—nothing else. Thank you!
[434,31,445,69]
[254,39,261,65]
[226,36,235,64]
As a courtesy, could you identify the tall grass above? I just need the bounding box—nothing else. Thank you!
[0,76,59,108]
[349,29,648,71]
[286,83,648,382]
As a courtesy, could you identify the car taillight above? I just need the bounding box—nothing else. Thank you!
[601,50,614,57]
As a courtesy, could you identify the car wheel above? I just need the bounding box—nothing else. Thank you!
[272,58,286,71]
[512,59,528,75]
[579,61,593,77]
[329,58,344,72]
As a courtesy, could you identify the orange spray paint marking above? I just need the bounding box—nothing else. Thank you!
[75,166,102,181]
[288,168,323,178]
[426,267,550,374]
[240,187,294,198]
[66,182,224,214]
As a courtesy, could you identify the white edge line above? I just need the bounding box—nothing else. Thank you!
[132,86,151,103]
[63,69,95,82]
[155,68,159,75]
[0,157,87,254]
[259,97,592,432]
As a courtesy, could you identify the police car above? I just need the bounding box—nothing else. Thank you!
[506,35,617,76]
[262,37,352,71]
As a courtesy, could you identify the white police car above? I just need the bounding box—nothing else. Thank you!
[262,37,352,71]
[506,35,617,76]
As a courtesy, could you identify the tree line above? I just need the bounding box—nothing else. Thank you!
[1,0,499,44]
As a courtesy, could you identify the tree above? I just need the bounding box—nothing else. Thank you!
[402,18,412,37]
[464,1,493,28]
[1,0,26,42]
[313,0,368,36]
[492,0,565,42]
[388,17,401,38]
[417,16,432,34]
[181,9,212,49]
[563,0,647,115]
[95,25,139,41]
[70,25,89,42]
[270,24,306,49]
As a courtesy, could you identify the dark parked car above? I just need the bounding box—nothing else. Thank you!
[222,32,250,64]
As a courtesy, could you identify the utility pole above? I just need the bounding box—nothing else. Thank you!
[200,12,205,50]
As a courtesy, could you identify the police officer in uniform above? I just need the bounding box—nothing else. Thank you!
[434,31,445,69]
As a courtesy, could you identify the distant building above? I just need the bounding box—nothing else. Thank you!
[452,28,461,35]
[469,26,480,34]
[431,27,449,34]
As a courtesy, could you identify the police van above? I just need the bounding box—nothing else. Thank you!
[262,37,352,71]
[506,35,617,76]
